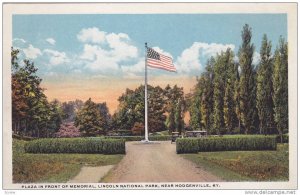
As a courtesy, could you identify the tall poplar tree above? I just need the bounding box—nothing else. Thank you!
[234,63,242,133]
[223,48,237,133]
[256,34,275,134]
[200,57,215,134]
[273,37,288,138]
[188,80,202,130]
[213,52,226,134]
[238,24,258,134]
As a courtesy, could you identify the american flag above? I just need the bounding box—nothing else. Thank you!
[147,47,176,72]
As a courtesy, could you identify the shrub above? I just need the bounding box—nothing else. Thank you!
[55,122,81,138]
[176,135,277,154]
[24,138,125,154]
[176,138,199,153]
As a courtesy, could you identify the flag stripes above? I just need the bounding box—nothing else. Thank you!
[147,47,176,72]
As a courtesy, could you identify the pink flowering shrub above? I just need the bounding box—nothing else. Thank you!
[56,122,81,138]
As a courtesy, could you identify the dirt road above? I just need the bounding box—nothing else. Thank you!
[106,141,223,182]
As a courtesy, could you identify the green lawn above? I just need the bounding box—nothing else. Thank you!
[13,139,124,183]
[181,144,289,181]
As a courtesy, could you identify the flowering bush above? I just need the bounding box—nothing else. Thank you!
[56,122,81,138]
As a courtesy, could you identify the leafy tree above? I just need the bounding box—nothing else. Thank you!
[200,58,215,134]
[131,122,144,136]
[114,87,144,130]
[234,62,242,133]
[166,106,176,133]
[187,88,202,130]
[11,47,62,137]
[164,85,176,132]
[12,71,28,133]
[148,86,167,132]
[223,49,238,133]
[213,51,228,134]
[256,34,275,134]
[113,85,166,133]
[273,37,288,138]
[61,101,76,122]
[46,99,64,137]
[75,98,104,136]
[238,24,259,134]
[98,102,112,132]
[61,99,84,122]
[164,85,185,133]
[175,98,184,134]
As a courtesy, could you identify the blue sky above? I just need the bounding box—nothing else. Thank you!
[13,14,287,79]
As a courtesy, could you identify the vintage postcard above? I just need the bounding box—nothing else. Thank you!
[2,2,298,192]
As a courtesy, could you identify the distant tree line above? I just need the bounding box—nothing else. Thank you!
[187,24,288,136]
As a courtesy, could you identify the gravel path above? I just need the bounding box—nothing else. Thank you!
[106,141,223,182]
[68,165,114,183]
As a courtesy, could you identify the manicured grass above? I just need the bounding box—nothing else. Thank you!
[13,139,124,183]
[181,144,288,181]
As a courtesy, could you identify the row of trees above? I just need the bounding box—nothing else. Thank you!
[187,24,288,136]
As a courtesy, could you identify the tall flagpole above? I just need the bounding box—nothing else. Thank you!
[144,42,149,142]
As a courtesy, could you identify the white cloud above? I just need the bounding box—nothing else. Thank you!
[44,49,70,66]
[234,55,239,63]
[80,44,119,71]
[13,38,26,43]
[175,42,235,74]
[23,44,42,59]
[77,27,138,72]
[46,38,56,45]
[77,27,106,44]
[152,47,173,58]
[106,33,138,59]
[252,51,260,65]
[72,69,82,74]
[80,44,99,61]
[121,58,144,74]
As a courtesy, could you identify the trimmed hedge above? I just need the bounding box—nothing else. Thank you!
[24,138,125,154]
[276,134,289,143]
[176,135,277,154]
[105,135,172,141]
